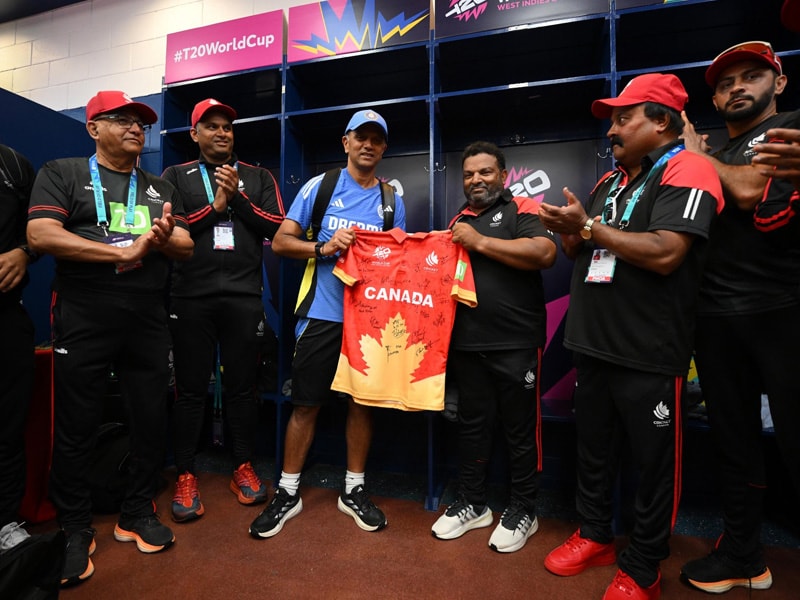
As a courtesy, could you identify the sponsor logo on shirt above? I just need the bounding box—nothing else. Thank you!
[490,211,503,227]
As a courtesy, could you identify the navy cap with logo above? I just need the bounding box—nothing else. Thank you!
[344,109,388,140]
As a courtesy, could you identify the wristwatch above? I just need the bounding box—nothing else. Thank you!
[579,218,595,240]
[314,240,326,259]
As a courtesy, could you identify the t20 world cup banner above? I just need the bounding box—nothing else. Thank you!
[165,11,284,84]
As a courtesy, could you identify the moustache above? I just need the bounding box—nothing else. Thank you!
[610,136,624,147]
[727,94,753,107]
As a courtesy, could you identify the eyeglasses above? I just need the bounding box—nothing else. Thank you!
[712,40,777,63]
[93,114,152,132]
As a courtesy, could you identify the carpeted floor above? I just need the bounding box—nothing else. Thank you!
[43,470,800,600]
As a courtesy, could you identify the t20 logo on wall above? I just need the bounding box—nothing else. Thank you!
[505,166,551,202]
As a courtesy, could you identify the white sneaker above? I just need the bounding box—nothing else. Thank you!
[431,497,493,540]
[488,504,538,553]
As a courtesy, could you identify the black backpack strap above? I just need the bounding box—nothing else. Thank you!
[310,168,341,241]
[380,182,395,231]
[311,168,395,238]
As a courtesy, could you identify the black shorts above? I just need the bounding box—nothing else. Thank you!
[291,318,344,407]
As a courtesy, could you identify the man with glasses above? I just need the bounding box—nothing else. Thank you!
[162,99,284,523]
[680,42,800,594]
[27,90,193,587]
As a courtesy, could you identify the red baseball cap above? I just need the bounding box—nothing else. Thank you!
[782,0,800,32]
[191,98,237,128]
[591,73,688,119]
[705,41,783,87]
[86,90,157,125]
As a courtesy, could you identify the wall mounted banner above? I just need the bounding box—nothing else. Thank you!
[288,0,430,64]
[435,0,607,39]
[165,11,283,84]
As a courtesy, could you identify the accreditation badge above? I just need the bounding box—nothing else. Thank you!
[105,232,143,274]
[585,248,616,283]
[213,221,235,251]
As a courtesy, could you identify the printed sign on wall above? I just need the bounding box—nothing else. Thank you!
[435,0,607,39]
[165,11,283,84]
[288,0,430,64]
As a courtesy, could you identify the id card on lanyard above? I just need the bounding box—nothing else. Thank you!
[199,163,236,251]
[89,155,143,274]
[584,145,684,284]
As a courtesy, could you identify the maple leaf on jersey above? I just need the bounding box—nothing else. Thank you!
[357,313,426,385]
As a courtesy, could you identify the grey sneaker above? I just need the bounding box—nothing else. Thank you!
[488,503,538,553]
[431,497,493,540]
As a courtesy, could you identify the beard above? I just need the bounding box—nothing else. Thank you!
[466,182,504,210]
[716,87,774,123]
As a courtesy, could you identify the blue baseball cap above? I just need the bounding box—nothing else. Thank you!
[344,109,388,140]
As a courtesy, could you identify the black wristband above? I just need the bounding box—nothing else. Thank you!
[314,240,325,259]
[18,244,39,263]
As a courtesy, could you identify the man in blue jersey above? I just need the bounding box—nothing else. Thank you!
[249,109,406,538]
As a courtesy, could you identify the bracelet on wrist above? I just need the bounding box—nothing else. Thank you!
[314,240,325,259]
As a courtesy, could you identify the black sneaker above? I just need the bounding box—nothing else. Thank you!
[337,484,387,532]
[114,514,175,553]
[61,527,96,587]
[249,488,303,539]
[681,549,773,593]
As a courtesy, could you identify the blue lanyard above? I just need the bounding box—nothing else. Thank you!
[198,162,237,205]
[89,154,138,231]
[601,145,684,229]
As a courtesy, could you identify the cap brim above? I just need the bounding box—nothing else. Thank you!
[93,102,158,125]
[591,97,643,119]
[705,51,779,87]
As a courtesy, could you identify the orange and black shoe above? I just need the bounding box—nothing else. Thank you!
[681,548,773,593]
[230,461,268,505]
[172,472,204,522]
[60,528,97,587]
[114,514,175,553]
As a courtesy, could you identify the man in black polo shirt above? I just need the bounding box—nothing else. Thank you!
[680,41,800,595]
[539,73,723,600]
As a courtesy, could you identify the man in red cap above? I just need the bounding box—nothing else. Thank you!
[161,99,285,523]
[680,41,800,594]
[27,90,194,587]
[539,73,723,600]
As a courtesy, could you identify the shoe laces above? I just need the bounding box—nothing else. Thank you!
[174,472,199,503]
[233,462,261,490]
[347,485,377,513]
[445,497,473,519]
[610,571,638,596]
[265,489,295,517]
[0,522,30,552]
[500,503,531,531]
[565,530,591,551]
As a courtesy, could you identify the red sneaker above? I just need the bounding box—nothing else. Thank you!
[603,569,661,600]
[230,461,268,505]
[171,472,204,522]
[544,529,616,576]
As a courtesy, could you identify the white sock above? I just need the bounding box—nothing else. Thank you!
[344,470,365,495]
[279,471,301,496]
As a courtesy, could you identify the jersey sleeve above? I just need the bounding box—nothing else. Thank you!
[451,241,477,307]
[332,245,360,287]
[28,160,72,223]
[649,153,724,238]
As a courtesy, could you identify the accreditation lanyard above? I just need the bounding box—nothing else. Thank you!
[601,145,684,229]
[89,154,138,234]
[198,161,238,205]
[199,162,238,251]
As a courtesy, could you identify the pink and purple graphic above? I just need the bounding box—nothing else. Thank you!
[165,11,284,84]
[288,0,429,64]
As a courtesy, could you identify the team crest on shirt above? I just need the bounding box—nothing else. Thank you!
[652,401,671,427]
[745,132,767,158]
[490,211,503,227]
